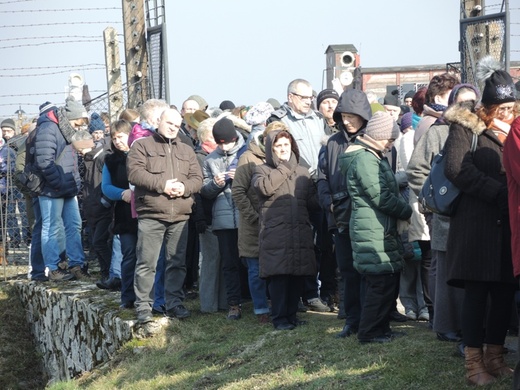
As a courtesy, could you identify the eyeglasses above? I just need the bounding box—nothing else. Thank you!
[290,92,314,101]
[497,105,514,114]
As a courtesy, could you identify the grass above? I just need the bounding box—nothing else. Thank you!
[0,269,517,390]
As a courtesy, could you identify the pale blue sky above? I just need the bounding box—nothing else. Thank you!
[0,0,518,118]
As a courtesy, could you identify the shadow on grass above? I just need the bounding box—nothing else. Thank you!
[0,282,46,390]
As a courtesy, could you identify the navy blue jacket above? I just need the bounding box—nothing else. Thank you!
[33,110,80,198]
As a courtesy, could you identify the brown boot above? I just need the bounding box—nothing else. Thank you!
[465,346,496,386]
[483,344,513,377]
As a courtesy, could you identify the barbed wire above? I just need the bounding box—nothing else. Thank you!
[0,90,105,98]
[0,0,35,4]
[2,35,124,42]
[0,39,102,50]
[0,21,122,28]
[0,63,126,71]
[0,67,108,77]
[0,66,126,78]
[0,7,121,13]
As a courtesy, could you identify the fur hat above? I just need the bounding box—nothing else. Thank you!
[219,100,235,111]
[64,96,88,121]
[383,89,399,107]
[316,89,339,110]
[185,110,209,130]
[0,118,15,131]
[400,112,413,131]
[88,112,105,133]
[476,56,516,106]
[212,117,238,144]
[365,111,400,140]
[245,102,274,126]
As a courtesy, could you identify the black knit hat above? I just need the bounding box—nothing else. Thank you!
[384,89,399,107]
[316,89,339,109]
[212,117,238,144]
[219,100,235,111]
[477,56,516,106]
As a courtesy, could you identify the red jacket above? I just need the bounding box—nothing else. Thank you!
[503,116,520,277]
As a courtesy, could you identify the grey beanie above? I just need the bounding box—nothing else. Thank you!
[64,96,88,121]
[365,111,400,140]
[1,118,16,131]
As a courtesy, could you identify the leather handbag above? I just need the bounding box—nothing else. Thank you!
[419,133,477,216]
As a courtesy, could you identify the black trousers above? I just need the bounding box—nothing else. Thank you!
[214,229,241,306]
[268,275,304,327]
[358,273,399,341]
[462,280,516,347]
[334,229,363,328]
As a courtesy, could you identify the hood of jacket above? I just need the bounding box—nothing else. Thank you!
[333,89,372,133]
[264,130,300,168]
[443,100,487,136]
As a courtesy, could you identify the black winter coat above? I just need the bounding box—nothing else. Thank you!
[252,131,319,279]
[443,102,515,287]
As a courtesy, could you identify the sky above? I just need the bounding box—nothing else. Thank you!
[0,0,518,120]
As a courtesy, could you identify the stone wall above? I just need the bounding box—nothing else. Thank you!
[13,281,134,384]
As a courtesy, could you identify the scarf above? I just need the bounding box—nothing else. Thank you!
[427,103,448,113]
[490,115,515,143]
[56,107,78,144]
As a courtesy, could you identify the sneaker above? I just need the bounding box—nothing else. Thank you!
[305,298,330,313]
[166,304,190,319]
[69,265,93,281]
[227,305,242,320]
[405,310,417,321]
[417,310,430,322]
[137,311,153,324]
[48,268,75,281]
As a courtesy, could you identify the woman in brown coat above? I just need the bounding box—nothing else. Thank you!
[253,127,319,330]
[443,57,517,386]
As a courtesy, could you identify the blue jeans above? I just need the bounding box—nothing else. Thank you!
[39,196,84,270]
[110,234,122,279]
[243,257,269,315]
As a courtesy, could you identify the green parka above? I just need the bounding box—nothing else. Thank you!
[338,139,412,274]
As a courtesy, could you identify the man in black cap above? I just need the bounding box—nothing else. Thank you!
[317,89,340,132]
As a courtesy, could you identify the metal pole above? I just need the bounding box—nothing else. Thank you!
[504,0,510,71]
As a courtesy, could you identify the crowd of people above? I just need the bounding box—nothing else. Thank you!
[2,55,520,386]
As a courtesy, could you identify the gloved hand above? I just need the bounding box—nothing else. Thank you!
[497,186,509,218]
[195,220,207,234]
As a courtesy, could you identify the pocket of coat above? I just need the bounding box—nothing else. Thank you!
[146,151,166,173]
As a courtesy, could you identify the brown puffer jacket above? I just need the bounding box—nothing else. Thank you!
[252,130,319,279]
[127,132,202,223]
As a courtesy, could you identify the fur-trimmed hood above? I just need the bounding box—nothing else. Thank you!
[443,101,487,136]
